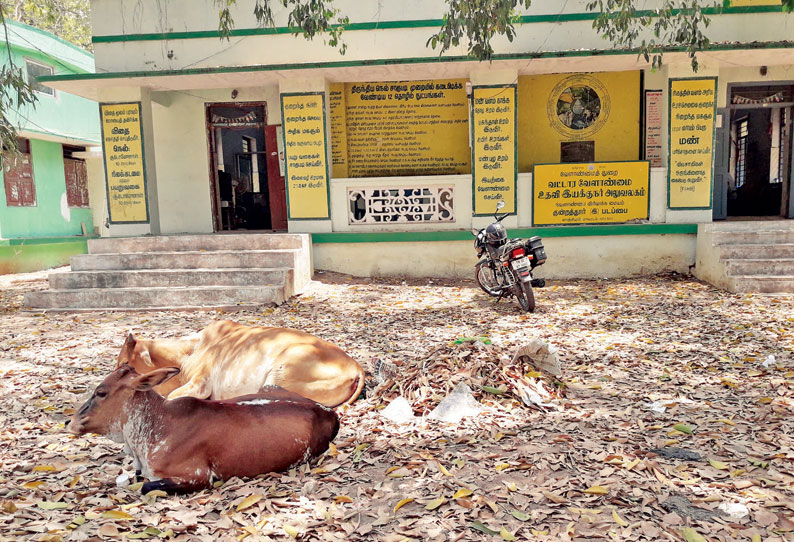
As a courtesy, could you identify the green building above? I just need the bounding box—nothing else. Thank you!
[0,20,100,274]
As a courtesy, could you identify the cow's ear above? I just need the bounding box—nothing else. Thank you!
[140,348,154,367]
[117,333,137,366]
[132,367,180,391]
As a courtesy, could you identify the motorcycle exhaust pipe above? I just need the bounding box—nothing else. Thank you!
[531,278,545,288]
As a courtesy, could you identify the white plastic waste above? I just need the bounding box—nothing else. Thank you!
[427,382,482,424]
[718,501,749,519]
[762,354,776,368]
[115,472,131,488]
[380,396,416,424]
[512,339,562,376]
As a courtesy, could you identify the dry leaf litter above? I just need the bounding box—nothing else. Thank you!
[0,269,792,541]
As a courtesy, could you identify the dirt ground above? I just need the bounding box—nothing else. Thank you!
[0,268,792,542]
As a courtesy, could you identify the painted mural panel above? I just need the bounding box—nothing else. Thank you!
[472,85,516,215]
[668,78,717,209]
[281,93,330,220]
[533,161,650,226]
[100,102,149,223]
[517,71,640,171]
[330,79,471,178]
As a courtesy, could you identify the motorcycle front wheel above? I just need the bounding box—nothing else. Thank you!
[474,260,501,297]
[513,273,536,313]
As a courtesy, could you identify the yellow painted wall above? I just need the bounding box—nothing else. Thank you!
[517,71,641,172]
[729,0,780,6]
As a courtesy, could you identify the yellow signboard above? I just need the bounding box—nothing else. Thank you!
[100,102,148,223]
[330,79,471,178]
[281,93,330,220]
[329,83,348,179]
[668,78,717,209]
[730,0,780,6]
[472,85,516,215]
[533,161,650,226]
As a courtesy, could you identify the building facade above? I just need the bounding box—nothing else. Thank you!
[42,0,794,279]
[0,20,101,273]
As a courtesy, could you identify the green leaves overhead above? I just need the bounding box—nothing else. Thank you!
[427,0,533,61]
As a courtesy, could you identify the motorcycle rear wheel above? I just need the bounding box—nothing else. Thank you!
[514,276,536,313]
[474,261,501,297]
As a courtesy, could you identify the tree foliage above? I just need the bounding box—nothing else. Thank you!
[0,5,37,159]
[588,0,794,72]
[427,0,532,61]
[3,0,91,50]
[0,0,90,159]
[214,0,348,54]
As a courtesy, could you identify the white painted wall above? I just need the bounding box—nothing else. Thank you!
[149,86,279,235]
[88,1,794,75]
[313,233,696,279]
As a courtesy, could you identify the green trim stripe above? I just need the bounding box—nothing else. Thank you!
[0,236,95,246]
[91,5,786,44]
[39,41,794,86]
[311,223,697,243]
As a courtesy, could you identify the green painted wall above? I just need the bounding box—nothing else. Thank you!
[0,139,94,239]
[1,20,100,244]
[0,238,88,274]
[5,49,100,145]
[3,20,99,145]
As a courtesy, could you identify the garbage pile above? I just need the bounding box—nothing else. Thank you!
[370,338,565,425]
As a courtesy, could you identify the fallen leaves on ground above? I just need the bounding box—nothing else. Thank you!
[0,269,792,541]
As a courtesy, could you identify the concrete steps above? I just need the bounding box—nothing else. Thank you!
[695,221,794,293]
[23,233,311,311]
[24,285,285,310]
[48,268,291,289]
[70,250,298,271]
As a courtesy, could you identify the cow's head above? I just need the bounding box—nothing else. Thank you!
[69,365,180,436]
[116,333,155,371]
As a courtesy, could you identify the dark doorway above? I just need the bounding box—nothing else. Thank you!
[727,84,793,218]
[206,103,286,231]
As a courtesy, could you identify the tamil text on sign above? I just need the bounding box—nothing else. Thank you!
[668,78,717,209]
[472,86,516,215]
[533,161,650,226]
[644,90,663,167]
[100,102,148,223]
[281,93,330,220]
[332,79,470,178]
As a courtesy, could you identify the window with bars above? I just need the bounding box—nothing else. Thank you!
[3,139,36,207]
[63,144,89,208]
[775,108,788,184]
[735,118,749,188]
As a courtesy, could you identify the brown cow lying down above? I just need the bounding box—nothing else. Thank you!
[116,320,365,407]
[69,365,339,494]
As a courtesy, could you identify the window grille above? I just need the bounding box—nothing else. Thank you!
[775,108,788,184]
[348,186,454,224]
[735,118,748,188]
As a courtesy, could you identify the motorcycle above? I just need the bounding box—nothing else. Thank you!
[471,200,547,312]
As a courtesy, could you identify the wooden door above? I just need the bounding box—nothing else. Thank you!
[265,125,287,231]
[712,108,730,220]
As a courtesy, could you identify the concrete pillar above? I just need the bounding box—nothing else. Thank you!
[278,77,333,234]
[97,87,161,237]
